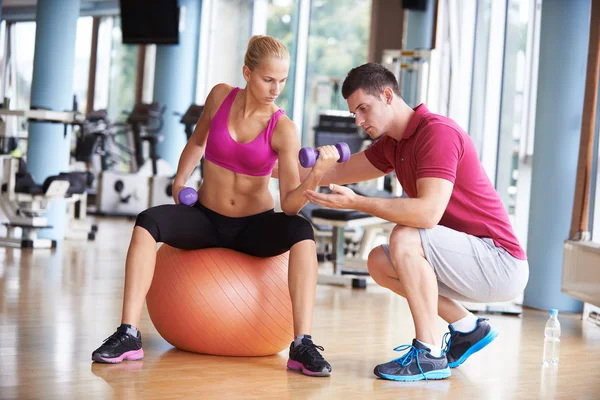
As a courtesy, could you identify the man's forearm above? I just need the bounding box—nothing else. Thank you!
[354,196,437,229]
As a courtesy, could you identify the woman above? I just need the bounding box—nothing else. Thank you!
[91,35,339,377]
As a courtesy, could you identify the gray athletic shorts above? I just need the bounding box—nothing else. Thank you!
[381,225,529,303]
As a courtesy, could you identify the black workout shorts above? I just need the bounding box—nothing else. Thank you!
[135,202,315,257]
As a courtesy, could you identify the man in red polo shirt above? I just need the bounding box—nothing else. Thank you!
[303,63,529,382]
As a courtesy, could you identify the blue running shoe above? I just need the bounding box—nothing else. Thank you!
[443,317,498,368]
[373,339,451,381]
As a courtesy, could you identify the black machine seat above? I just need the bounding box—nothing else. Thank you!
[300,202,355,232]
[8,159,89,196]
[311,208,373,221]
[14,182,45,195]
[180,104,205,140]
[85,109,109,123]
[180,104,204,125]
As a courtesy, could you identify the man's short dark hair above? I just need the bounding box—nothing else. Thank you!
[341,63,401,100]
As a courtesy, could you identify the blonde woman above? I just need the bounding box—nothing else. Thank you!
[92,35,339,377]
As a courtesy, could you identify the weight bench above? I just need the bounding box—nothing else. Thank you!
[0,179,70,249]
[0,156,71,248]
[311,208,390,288]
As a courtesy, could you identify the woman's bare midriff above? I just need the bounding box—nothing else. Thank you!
[197,160,275,217]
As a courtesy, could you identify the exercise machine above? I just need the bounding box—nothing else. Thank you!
[0,107,97,247]
[0,155,70,248]
[95,103,175,216]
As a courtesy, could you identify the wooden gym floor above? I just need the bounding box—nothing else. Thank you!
[0,218,599,399]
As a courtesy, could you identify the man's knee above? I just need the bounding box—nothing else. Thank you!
[367,246,389,282]
[388,225,425,266]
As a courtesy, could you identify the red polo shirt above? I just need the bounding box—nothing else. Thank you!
[364,104,526,260]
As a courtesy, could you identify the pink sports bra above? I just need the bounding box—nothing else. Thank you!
[204,87,283,176]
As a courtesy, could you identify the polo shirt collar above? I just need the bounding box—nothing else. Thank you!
[402,103,429,140]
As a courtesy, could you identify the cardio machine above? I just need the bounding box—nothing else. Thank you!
[93,103,202,216]
[94,103,171,216]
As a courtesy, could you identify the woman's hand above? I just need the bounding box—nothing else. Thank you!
[312,145,341,176]
[172,184,185,204]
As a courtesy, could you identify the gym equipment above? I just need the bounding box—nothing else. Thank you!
[310,206,391,288]
[299,142,351,168]
[94,103,199,216]
[179,104,204,141]
[297,113,395,288]
[0,107,97,246]
[0,108,85,138]
[146,246,293,356]
[381,49,432,109]
[0,155,70,248]
[178,104,205,183]
[44,171,98,241]
[95,103,167,216]
[178,187,198,206]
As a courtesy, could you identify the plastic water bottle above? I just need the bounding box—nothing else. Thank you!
[542,309,561,366]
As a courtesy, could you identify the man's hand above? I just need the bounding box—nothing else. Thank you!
[303,184,359,209]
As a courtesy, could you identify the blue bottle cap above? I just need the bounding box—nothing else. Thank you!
[550,309,558,316]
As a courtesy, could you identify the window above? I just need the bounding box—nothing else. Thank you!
[6,18,94,112]
[196,0,253,103]
[13,22,36,109]
[302,0,371,146]
[73,17,94,113]
[266,0,296,114]
[496,0,531,216]
[104,16,138,120]
[468,0,493,158]
[0,21,6,99]
[495,0,540,248]
[593,85,600,242]
[465,0,539,247]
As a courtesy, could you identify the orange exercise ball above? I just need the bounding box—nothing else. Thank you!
[146,246,293,356]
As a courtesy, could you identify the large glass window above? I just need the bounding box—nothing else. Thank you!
[105,16,138,120]
[94,17,113,112]
[13,22,36,109]
[302,0,371,146]
[465,0,539,247]
[468,0,493,157]
[5,18,94,112]
[474,0,507,183]
[496,0,531,216]
[0,21,6,99]
[196,0,253,103]
[495,0,539,248]
[266,0,296,114]
[73,17,94,113]
[592,88,600,243]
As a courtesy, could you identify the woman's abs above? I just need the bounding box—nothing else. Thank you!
[198,160,274,217]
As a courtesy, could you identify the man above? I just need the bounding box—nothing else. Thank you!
[302,63,529,381]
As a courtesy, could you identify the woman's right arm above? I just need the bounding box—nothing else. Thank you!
[172,84,229,203]
[271,151,386,187]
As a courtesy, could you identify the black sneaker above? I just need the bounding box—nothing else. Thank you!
[373,339,451,381]
[443,317,498,368]
[287,336,332,377]
[92,325,144,364]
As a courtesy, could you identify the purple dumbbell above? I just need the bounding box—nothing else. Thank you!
[178,187,198,206]
[298,142,351,168]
